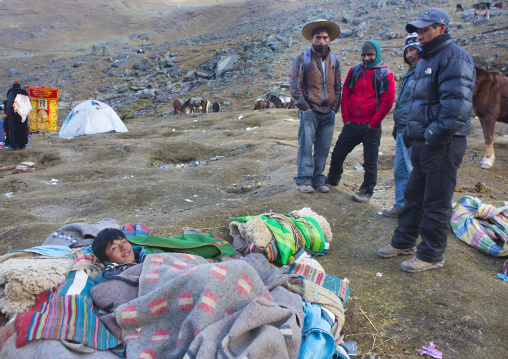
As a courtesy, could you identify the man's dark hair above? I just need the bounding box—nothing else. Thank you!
[311,26,330,38]
[92,228,127,263]
[430,23,448,33]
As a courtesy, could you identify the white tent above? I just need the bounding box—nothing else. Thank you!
[59,100,128,139]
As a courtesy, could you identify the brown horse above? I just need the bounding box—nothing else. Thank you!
[473,66,508,169]
[173,98,184,115]
[473,2,490,19]
[253,99,265,110]
[182,97,210,113]
[281,96,295,109]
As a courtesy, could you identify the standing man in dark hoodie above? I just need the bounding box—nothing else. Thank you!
[290,19,342,194]
[382,33,421,218]
[325,40,395,203]
[377,9,475,272]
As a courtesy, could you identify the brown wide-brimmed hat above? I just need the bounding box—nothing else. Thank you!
[302,19,340,41]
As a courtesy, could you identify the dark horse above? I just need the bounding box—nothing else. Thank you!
[181,97,210,113]
[473,66,508,169]
[266,95,285,109]
[212,102,220,112]
[173,98,184,115]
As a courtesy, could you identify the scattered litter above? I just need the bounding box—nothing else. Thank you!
[172,128,175,131]
[342,341,357,356]
[493,273,508,282]
[246,126,259,131]
[51,178,59,185]
[193,195,199,197]
[378,151,383,155]
[238,115,244,120]
[185,199,193,203]
[283,118,297,122]
[210,155,224,161]
[3,192,14,198]
[354,164,363,170]
[193,120,198,122]
[416,342,442,358]
[376,272,383,277]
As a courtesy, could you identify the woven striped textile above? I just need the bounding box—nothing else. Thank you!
[451,196,508,257]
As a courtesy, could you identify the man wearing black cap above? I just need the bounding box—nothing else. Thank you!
[377,8,475,272]
[325,40,395,203]
[382,33,421,218]
[290,19,342,194]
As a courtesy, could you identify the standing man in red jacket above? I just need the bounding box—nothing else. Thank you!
[325,40,395,202]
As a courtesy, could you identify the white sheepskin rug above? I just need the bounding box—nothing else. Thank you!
[0,257,73,317]
[296,207,333,243]
[229,217,273,250]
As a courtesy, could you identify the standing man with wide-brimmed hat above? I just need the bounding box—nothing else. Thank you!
[290,19,341,194]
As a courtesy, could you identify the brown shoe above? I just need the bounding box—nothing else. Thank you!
[400,256,444,273]
[351,190,371,203]
[382,207,400,218]
[298,185,314,194]
[313,185,329,193]
[377,244,416,258]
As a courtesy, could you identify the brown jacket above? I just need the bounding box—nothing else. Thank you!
[289,48,341,113]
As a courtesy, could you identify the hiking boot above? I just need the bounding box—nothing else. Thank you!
[400,256,444,273]
[324,176,339,186]
[313,185,329,193]
[377,244,416,258]
[351,190,371,203]
[382,207,400,218]
[298,185,314,194]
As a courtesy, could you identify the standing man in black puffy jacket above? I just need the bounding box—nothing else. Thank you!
[377,8,475,272]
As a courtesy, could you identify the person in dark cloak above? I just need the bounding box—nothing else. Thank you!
[6,82,29,150]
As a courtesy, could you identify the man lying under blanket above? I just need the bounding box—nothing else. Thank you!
[92,228,146,278]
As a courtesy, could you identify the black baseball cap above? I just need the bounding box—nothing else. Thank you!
[406,8,449,33]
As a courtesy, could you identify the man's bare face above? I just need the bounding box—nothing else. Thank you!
[416,24,446,45]
[311,31,331,46]
[104,238,135,263]
[404,47,420,66]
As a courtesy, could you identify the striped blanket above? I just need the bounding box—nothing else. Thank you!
[451,196,508,257]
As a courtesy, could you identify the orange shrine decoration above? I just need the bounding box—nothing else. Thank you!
[27,86,59,133]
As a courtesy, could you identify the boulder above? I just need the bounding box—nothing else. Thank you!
[114,52,140,61]
[133,58,153,71]
[9,68,20,77]
[215,55,238,78]
[183,70,196,82]
[112,60,130,68]
[139,89,156,99]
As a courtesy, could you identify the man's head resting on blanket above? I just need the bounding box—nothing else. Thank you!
[92,228,136,264]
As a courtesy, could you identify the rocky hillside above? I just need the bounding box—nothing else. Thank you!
[1,0,507,122]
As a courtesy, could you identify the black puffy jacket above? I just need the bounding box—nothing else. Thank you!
[407,38,475,146]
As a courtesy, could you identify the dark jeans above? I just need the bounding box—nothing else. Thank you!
[391,137,467,263]
[327,122,382,195]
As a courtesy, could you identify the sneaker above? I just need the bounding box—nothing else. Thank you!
[351,190,371,203]
[400,256,444,273]
[313,185,329,193]
[324,176,339,186]
[377,244,416,258]
[298,185,314,194]
[382,207,400,218]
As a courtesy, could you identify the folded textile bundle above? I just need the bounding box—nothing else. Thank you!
[229,207,332,264]
[451,196,508,257]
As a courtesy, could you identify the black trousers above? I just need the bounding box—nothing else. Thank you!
[390,137,467,263]
[327,122,382,195]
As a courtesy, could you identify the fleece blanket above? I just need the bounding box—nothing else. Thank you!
[114,252,303,359]
[451,196,508,257]
[43,219,121,248]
